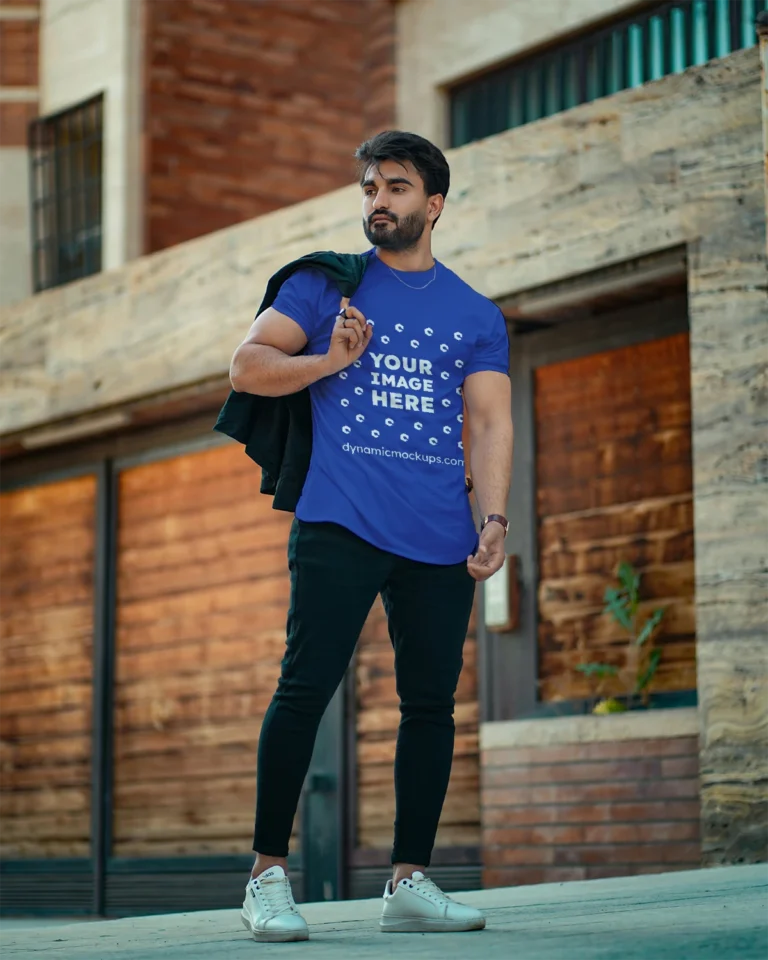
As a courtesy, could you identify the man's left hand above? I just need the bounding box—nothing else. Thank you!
[467,521,506,582]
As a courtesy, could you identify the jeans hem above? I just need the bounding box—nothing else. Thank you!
[252,841,290,858]
[391,851,432,868]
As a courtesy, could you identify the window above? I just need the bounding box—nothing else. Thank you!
[28,96,103,293]
[450,0,768,147]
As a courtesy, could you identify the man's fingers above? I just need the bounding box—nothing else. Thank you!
[337,301,371,346]
[356,330,373,355]
[333,299,372,363]
[343,305,367,323]
[336,312,367,345]
[335,317,362,348]
[335,326,360,349]
[334,320,374,359]
[467,555,502,582]
[467,538,505,582]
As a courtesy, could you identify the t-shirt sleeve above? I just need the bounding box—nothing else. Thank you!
[464,304,510,377]
[269,268,327,341]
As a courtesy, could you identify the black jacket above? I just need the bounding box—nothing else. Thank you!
[213,251,372,512]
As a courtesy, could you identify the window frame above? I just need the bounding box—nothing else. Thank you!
[28,94,104,293]
[449,0,765,148]
[481,289,697,723]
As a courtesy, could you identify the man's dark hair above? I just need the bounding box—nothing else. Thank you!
[355,130,450,227]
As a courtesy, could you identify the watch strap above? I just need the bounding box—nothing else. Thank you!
[482,514,509,535]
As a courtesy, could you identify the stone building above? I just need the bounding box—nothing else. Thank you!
[1,0,766,917]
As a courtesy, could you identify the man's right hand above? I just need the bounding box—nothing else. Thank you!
[324,297,373,375]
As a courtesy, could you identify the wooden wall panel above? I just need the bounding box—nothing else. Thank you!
[0,475,96,858]
[112,444,293,858]
[535,333,696,702]
[355,598,480,852]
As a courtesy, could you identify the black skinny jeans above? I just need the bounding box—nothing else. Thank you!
[253,519,476,867]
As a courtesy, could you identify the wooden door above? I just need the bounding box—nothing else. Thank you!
[112,442,294,858]
[0,475,97,859]
[534,332,696,702]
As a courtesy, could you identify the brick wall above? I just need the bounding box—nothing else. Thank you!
[0,0,39,146]
[481,734,701,888]
[144,0,396,253]
[1,0,39,307]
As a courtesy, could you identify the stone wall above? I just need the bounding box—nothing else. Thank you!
[144,0,395,252]
[1,49,765,865]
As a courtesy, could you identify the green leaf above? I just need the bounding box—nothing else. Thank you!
[617,560,640,629]
[635,648,662,693]
[604,586,623,603]
[618,561,640,607]
[636,608,665,647]
[576,662,619,678]
[604,591,633,631]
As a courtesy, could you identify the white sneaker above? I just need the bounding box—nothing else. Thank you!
[380,870,486,933]
[240,865,309,942]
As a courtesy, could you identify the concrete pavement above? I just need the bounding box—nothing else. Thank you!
[1,864,766,959]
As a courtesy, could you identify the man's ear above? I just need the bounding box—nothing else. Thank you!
[428,193,444,224]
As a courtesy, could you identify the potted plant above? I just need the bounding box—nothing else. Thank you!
[576,561,666,714]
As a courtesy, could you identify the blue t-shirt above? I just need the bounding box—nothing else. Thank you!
[272,250,509,564]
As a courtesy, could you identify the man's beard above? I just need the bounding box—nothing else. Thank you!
[363,210,427,251]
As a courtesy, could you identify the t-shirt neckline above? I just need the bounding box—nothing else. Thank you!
[370,248,439,280]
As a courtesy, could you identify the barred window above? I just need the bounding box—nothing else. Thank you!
[28,95,103,293]
[450,0,767,148]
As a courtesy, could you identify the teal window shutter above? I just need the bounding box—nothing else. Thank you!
[628,24,645,87]
[450,0,768,148]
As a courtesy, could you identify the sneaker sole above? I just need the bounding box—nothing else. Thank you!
[241,910,309,942]
[380,915,486,933]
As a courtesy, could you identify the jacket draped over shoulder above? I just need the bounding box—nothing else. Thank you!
[213,251,371,512]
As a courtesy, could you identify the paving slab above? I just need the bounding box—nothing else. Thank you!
[1,864,766,960]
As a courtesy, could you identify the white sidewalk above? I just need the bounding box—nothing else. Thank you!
[1,864,766,959]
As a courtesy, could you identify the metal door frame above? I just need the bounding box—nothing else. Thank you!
[0,429,325,914]
[483,292,695,722]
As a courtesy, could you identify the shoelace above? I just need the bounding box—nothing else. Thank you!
[257,877,297,916]
[408,876,455,903]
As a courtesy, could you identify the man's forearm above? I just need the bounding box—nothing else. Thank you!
[468,422,513,519]
[230,343,331,397]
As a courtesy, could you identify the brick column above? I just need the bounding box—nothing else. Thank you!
[0,0,39,306]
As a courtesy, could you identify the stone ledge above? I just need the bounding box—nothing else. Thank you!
[480,708,699,751]
[0,50,760,438]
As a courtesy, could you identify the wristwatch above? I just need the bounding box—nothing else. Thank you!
[481,514,509,536]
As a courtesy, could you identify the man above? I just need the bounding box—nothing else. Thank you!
[231,131,513,942]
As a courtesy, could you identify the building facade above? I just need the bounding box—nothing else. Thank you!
[1,0,766,917]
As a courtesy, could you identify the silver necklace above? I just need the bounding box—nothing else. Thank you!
[386,262,438,290]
